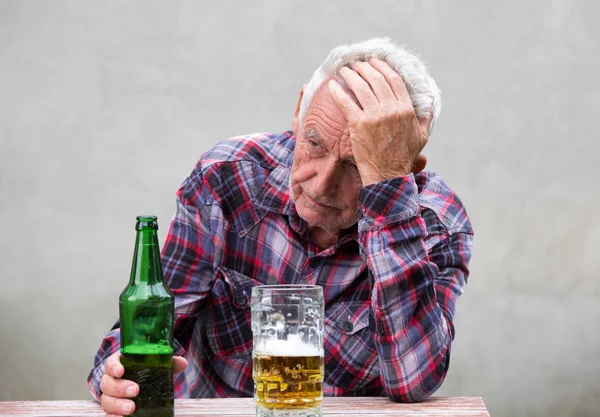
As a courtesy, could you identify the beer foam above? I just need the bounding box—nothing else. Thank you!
[256,334,322,357]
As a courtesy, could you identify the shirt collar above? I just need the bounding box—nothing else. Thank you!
[251,133,297,217]
[252,163,297,217]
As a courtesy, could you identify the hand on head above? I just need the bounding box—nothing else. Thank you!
[328,58,432,186]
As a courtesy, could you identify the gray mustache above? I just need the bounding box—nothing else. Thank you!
[305,192,346,210]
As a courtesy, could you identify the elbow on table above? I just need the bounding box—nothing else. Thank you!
[385,354,450,403]
[386,384,439,403]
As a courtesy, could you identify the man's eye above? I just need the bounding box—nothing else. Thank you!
[308,140,321,148]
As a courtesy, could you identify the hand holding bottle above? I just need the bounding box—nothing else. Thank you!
[99,352,188,416]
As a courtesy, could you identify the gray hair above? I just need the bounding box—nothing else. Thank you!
[299,37,442,136]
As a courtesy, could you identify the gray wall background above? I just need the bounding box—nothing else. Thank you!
[1,1,598,416]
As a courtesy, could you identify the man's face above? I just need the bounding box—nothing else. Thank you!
[290,83,363,236]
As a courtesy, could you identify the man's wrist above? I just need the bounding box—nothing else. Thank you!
[358,166,412,187]
[357,175,419,232]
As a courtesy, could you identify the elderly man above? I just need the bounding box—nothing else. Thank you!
[89,37,473,416]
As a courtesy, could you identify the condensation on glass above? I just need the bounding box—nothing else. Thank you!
[251,285,324,417]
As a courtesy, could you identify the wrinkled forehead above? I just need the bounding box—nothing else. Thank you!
[304,76,362,123]
[329,73,363,110]
[302,82,355,160]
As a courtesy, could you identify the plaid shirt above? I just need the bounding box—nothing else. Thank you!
[88,131,473,402]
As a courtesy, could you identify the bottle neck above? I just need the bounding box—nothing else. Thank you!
[130,229,163,284]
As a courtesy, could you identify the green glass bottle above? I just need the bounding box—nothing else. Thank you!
[120,216,174,417]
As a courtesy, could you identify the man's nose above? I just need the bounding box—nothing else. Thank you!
[312,159,341,196]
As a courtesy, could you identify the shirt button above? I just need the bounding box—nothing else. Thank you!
[377,319,385,336]
[233,288,248,308]
[343,320,353,333]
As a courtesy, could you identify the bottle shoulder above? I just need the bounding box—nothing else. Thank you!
[120,282,174,302]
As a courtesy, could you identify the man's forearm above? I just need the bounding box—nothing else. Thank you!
[87,328,121,400]
[358,175,466,402]
[366,223,453,402]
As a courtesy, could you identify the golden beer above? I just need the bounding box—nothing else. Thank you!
[253,353,324,409]
[251,285,324,416]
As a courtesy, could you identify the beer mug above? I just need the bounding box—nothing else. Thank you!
[251,285,324,417]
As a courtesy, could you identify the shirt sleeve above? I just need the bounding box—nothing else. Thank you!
[357,174,473,403]
[87,170,220,400]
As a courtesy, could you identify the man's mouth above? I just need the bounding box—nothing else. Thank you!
[306,194,342,210]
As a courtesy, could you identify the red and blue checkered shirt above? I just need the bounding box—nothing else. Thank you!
[88,131,473,402]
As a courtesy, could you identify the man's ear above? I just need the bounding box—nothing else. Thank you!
[412,154,427,175]
[292,86,305,135]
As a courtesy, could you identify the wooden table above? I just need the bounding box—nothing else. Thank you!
[0,397,489,416]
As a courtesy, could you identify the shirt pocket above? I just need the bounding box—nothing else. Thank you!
[206,266,259,359]
[324,301,380,392]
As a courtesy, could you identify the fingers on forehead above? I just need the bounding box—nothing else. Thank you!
[328,79,362,116]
